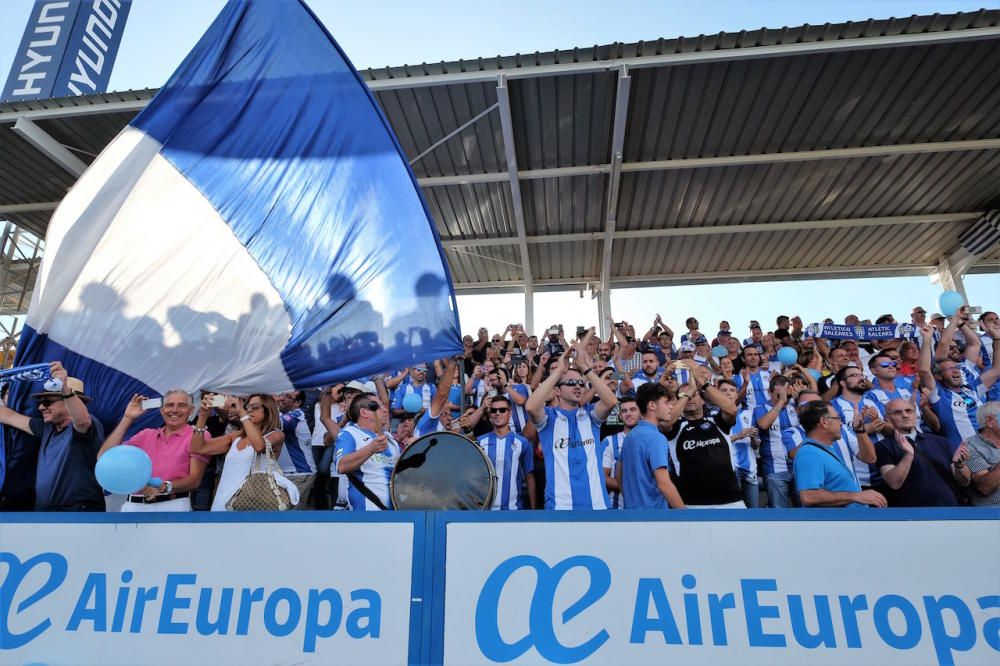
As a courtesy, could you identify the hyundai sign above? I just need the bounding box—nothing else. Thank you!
[2,0,132,102]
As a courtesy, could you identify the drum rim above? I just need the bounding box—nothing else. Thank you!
[390,431,497,510]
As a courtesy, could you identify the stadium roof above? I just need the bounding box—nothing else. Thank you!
[1,8,999,324]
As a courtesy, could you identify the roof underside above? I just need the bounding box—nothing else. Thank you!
[1,9,998,307]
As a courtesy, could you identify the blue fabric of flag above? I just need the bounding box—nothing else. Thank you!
[131,0,461,385]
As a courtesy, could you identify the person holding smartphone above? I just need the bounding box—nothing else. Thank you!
[98,390,209,512]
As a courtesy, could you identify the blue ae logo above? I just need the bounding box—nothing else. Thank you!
[475,555,611,663]
[0,552,68,649]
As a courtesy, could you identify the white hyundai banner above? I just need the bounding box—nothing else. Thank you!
[1,520,414,664]
[443,516,1000,665]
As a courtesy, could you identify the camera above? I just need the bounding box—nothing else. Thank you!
[576,326,587,339]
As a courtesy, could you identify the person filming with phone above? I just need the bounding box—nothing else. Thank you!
[98,390,209,512]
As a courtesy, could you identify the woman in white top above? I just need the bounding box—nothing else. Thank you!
[190,394,299,510]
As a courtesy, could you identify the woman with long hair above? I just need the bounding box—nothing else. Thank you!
[190,394,299,510]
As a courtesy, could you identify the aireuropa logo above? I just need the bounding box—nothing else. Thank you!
[0,551,381,653]
[473,554,1000,665]
[475,554,611,663]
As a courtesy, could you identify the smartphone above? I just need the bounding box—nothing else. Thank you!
[576,326,587,339]
[614,321,626,329]
[965,306,982,315]
[210,394,227,408]
[613,373,625,381]
[547,326,560,336]
[511,354,525,365]
[141,398,163,410]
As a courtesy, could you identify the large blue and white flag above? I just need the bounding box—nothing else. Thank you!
[2,0,462,495]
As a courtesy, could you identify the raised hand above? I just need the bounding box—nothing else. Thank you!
[124,394,146,420]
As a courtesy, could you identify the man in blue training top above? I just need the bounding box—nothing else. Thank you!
[793,401,887,509]
[619,382,685,509]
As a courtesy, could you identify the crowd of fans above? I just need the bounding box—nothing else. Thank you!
[1,306,998,513]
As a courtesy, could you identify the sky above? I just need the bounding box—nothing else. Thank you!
[1,0,997,337]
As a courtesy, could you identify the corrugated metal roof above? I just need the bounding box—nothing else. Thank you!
[1,9,998,301]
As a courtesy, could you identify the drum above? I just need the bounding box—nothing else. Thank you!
[390,432,496,510]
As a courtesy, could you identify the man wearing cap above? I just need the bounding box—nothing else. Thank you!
[99,390,209,512]
[692,335,712,366]
[0,361,106,511]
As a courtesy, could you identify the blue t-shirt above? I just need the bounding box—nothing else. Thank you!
[620,421,672,510]
[793,438,863,508]
[30,416,106,510]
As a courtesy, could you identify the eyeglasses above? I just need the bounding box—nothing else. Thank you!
[821,414,842,421]
[558,379,587,388]
[246,403,264,411]
[488,408,509,414]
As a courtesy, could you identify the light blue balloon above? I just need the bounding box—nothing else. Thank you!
[402,392,423,413]
[711,345,728,358]
[777,347,798,366]
[95,445,153,494]
[807,368,821,380]
[937,291,964,317]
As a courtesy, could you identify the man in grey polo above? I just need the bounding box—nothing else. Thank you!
[965,400,1000,506]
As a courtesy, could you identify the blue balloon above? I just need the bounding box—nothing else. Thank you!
[937,291,965,317]
[402,392,423,413]
[711,345,728,358]
[777,347,799,366]
[95,445,153,494]
[806,368,821,380]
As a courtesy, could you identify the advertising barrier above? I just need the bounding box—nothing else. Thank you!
[2,509,998,665]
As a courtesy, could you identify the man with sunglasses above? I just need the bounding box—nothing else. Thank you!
[390,364,436,420]
[862,352,921,432]
[0,361,106,511]
[335,394,400,511]
[476,395,535,510]
[793,401,887,508]
[920,324,1000,454]
[525,330,619,510]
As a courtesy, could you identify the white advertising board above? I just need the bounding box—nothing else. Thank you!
[443,516,1000,665]
[1,519,414,665]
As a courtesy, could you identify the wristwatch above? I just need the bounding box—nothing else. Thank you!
[164,480,174,494]
[677,391,690,400]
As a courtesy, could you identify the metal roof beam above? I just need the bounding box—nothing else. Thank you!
[363,26,1000,91]
[0,201,60,214]
[440,212,979,248]
[11,117,87,177]
[415,138,1000,187]
[495,75,534,332]
[598,67,630,337]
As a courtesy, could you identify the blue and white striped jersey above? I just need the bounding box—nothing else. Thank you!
[414,408,446,438]
[334,424,401,511]
[509,384,531,434]
[753,402,798,475]
[729,408,757,476]
[601,431,627,509]
[391,379,436,411]
[277,407,316,474]
[477,431,534,510]
[631,368,664,388]
[930,383,984,454]
[831,397,875,487]
[535,404,610,510]
[735,369,772,410]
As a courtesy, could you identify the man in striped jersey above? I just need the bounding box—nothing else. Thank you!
[603,396,640,509]
[735,346,771,410]
[276,391,316,475]
[632,350,664,389]
[526,330,619,510]
[920,324,1000,453]
[335,393,401,511]
[753,376,799,507]
[717,379,759,508]
[413,359,458,438]
[476,395,535,510]
[830,366,882,488]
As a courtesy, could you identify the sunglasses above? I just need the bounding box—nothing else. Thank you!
[36,398,60,407]
[246,403,264,411]
[558,379,587,388]
[488,407,509,414]
[363,401,382,412]
[878,361,898,368]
